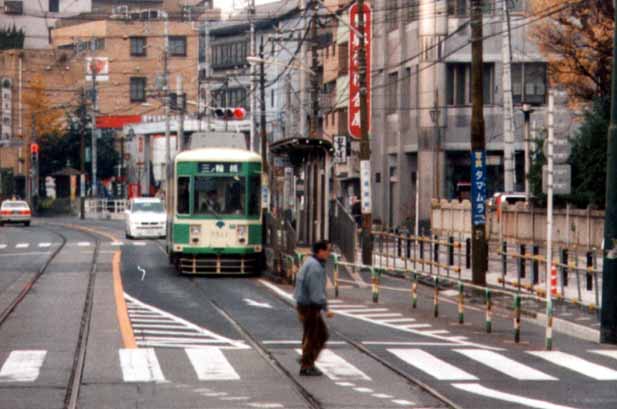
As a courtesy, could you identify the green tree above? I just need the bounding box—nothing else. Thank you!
[568,98,609,208]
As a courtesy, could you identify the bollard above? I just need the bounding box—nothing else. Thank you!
[546,299,553,350]
[532,245,540,285]
[560,249,569,289]
[502,241,508,286]
[433,277,439,318]
[586,251,593,291]
[513,294,521,343]
[465,238,471,269]
[371,268,380,303]
[333,254,340,298]
[458,282,465,324]
[411,272,418,309]
[485,288,492,333]
[397,234,402,259]
[448,236,455,266]
[519,244,526,279]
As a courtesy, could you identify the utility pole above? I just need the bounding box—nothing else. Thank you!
[546,90,555,350]
[522,104,534,202]
[164,17,171,187]
[357,0,372,265]
[502,0,515,192]
[470,0,487,285]
[601,0,617,344]
[79,89,86,219]
[176,75,185,151]
[310,0,319,137]
[90,40,98,198]
[259,37,269,176]
[249,0,256,152]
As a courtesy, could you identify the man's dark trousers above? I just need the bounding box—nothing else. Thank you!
[297,305,329,369]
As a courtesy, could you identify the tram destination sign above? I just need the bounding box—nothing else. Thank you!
[198,162,242,174]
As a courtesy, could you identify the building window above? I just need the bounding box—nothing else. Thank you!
[387,72,398,114]
[212,41,249,69]
[404,0,418,23]
[386,0,398,32]
[446,63,495,106]
[509,0,526,12]
[130,37,147,57]
[130,77,147,102]
[49,0,59,12]
[447,0,467,16]
[402,67,412,109]
[512,62,547,105]
[169,36,187,56]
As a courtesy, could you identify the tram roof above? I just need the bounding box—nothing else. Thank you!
[175,148,262,163]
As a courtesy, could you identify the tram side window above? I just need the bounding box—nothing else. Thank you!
[248,175,261,216]
[177,177,190,214]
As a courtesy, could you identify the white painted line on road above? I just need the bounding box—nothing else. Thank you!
[133,242,147,246]
[38,243,51,248]
[392,399,415,406]
[77,242,91,247]
[388,349,477,381]
[359,313,403,319]
[134,330,233,338]
[353,387,373,393]
[363,341,464,347]
[186,348,241,381]
[590,350,617,361]
[262,340,346,345]
[0,244,6,249]
[418,330,450,336]
[336,308,390,314]
[0,251,50,257]
[456,349,557,381]
[296,349,371,381]
[379,318,416,323]
[372,393,393,399]
[15,243,28,249]
[0,350,46,382]
[110,242,124,246]
[529,351,617,380]
[451,383,579,409]
[400,324,432,329]
[330,304,367,309]
[247,403,283,408]
[119,348,166,383]
[244,298,273,309]
[335,382,354,387]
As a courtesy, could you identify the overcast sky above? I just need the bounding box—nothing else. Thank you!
[213,0,277,12]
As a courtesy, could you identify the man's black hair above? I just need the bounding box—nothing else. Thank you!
[312,240,330,254]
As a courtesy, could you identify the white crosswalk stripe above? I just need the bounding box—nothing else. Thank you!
[590,350,617,361]
[186,348,240,381]
[77,242,91,247]
[388,349,478,381]
[15,243,29,249]
[0,350,46,382]
[296,349,371,381]
[110,242,124,246]
[528,351,617,380]
[38,243,51,248]
[456,349,557,381]
[119,348,166,382]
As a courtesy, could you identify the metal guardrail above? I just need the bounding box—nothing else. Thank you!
[84,199,127,219]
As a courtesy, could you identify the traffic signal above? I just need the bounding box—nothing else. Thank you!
[212,107,246,120]
[30,143,39,163]
[169,92,186,111]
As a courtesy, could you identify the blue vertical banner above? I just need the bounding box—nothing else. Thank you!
[471,150,487,226]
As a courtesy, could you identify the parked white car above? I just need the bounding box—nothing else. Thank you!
[0,200,31,227]
[125,197,167,239]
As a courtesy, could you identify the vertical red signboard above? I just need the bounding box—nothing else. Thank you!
[348,2,372,140]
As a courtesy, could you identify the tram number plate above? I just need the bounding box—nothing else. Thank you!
[198,162,241,174]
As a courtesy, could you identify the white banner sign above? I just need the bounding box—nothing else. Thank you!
[85,57,110,82]
[1,78,12,142]
[334,136,347,164]
[360,160,372,214]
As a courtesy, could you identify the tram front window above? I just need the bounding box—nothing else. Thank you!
[194,176,246,216]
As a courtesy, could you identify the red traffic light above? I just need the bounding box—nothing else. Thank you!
[233,107,246,120]
[30,143,39,154]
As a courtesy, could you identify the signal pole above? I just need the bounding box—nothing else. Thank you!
[470,0,487,285]
[502,0,515,192]
[259,37,269,175]
[357,0,372,265]
[601,0,617,344]
[90,39,98,198]
[163,17,171,183]
[249,0,256,152]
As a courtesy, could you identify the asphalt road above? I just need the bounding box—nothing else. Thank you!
[0,217,616,409]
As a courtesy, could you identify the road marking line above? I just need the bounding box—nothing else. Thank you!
[262,340,346,345]
[15,243,28,249]
[590,350,617,361]
[295,349,371,381]
[372,393,393,399]
[528,351,617,380]
[392,400,415,406]
[388,349,477,381]
[141,337,239,344]
[456,349,557,381]
[119,348,166,382]
[247,404,283,408]
[330,304,368,309]
[336,308,390,314]
[400,324,432,329]
[136,342,243,350]
[186,348,241,381]
[0,244,6,249]
[38,243,51,248]
[77,242,91,247]
[359,313,403,319]
[335,382,354,386]
[113,251,137,349]
[132,242,147,246]
[379,318,416,323]
[362,341,464,346]
[132,324,191,329]
[418,330,450,336]
[110,242,124,246]
[353,387,373,393]
[451,383,579,409]
[0,350,46,382]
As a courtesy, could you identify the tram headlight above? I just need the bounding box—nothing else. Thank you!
[190,225,201,236]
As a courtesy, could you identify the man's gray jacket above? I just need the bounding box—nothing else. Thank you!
[293,256,328,311]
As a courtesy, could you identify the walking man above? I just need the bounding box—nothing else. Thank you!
[294,240,334,376]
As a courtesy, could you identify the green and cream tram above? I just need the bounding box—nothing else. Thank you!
[166,148,263,274]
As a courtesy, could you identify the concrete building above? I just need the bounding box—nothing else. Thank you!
[0,0,92,49]
[369,0,572,230]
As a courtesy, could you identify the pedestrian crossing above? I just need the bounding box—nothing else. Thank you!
[2,346,617,385]
[0,240,151,251]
